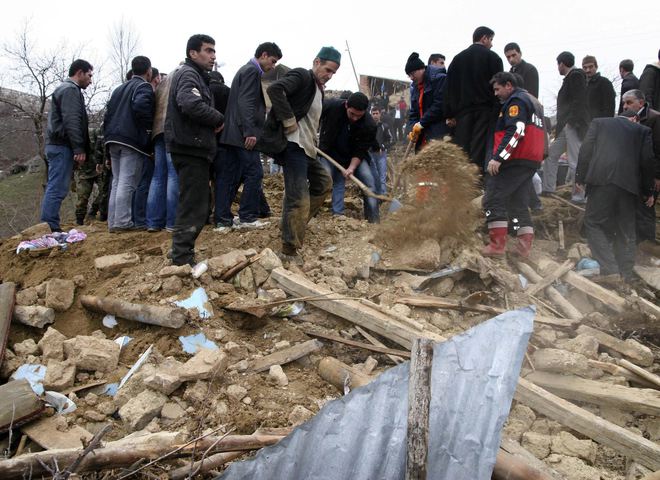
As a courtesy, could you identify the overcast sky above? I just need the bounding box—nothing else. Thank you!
[1,0,659,113]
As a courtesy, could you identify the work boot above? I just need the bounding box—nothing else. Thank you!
[515,232,534,258]
[482,224,508,257]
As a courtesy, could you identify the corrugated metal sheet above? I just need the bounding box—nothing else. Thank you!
[220,307,534,480]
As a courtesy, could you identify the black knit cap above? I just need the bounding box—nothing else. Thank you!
[405,52,425,75]
[346,92,369,111]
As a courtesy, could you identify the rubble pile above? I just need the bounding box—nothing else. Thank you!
[0,171,658,479]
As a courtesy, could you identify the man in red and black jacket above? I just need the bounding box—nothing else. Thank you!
[482,72,545,258]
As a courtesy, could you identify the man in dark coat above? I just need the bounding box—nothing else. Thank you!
[504,42,539,98]
[319,92,379,223]
[257,47,340,263]
[405,52,448,151]
[622,89,660,244]
[445,26,503,171]
[618,59,640,114]
[215,42,282,232]
[576,111,655,280]
[542,51,589,201]
[165,34,224,266]
[41,59,93,232]
[583,55,616,121]
[640,49,660,109]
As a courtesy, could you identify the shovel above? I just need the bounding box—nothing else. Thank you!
[315,148,402,211]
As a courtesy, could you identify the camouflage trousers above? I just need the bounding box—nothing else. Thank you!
[75,170,111,219]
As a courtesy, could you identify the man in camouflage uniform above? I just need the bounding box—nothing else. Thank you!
[75,128,110,223]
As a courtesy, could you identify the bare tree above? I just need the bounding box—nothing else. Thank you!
[108,17,140,84]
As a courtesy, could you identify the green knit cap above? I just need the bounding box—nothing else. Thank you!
[317,46,341,66]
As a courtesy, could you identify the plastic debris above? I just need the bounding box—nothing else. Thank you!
[576,257,600,277]
[102,314,117,329]
[192,261,208,279]
[118,345,153,390]
[44,390,77,415]
[179,332,218,354]
[11,364,47,395]
[271,302,305,318]
[16,229,87,254]
[173,287,213,319]
[519,274,528,289]
[114,336,132,350]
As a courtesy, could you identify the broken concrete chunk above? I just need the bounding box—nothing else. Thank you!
[545,454,602,480]
[94,252,140,273]
[183,380,209,404]
[322,276,348,294]
[161,276,183,295]
[179,348,228,382]
[158,264,193,278]
[503,404,536,441]
[251,262,270,287]
[223,341,248,359]
[288,405,314,426]
[144,369,183,395]
[268,365,289,386]
[226,384,248,403]
[531,348,602,379]
[208,251,247,278]
[15,287,38,306]
[13,339,39,356]
[550,431,597,464]
[161,402,186,420]
[44,279,75,311]
[63,336,120,372]
[558,334,599,359]
[257,248,283,272]
[43,359,76,391]
[118,389,168,431]
[14,305,55,328]
[521,431,552,459]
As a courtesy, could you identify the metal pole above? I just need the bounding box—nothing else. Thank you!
[345,40,361,91]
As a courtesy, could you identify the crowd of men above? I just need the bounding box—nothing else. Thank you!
[40,29,660,279]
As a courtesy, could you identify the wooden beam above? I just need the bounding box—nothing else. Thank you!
[355,326,404,364]
[248,339,323,373]
[515,377,660,470]
[549,193,585,212]
[0,379,44,434]
[493,449,556,480]
[396,294,577,328]
[577,325,654,367]
[0,282,16,368]
[618,359,660,389]
[271,268,443,349]
[80,295,187,329]
[318,356,374,390]
[525,260,576,297]
[516,262,583,320]
[526,371,660,416]
[406,338,433,480]
[587,360,657,389]
[499,438,566,480]
[302,329,411,359]
[558,221,565,250]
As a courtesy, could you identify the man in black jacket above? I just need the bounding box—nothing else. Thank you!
[504,42,539,98]
[576,111,655,280]
[618,59,640,114]
[319,92,379,223]
[542,51,589,202]
[370,107,393,196]
[640,49,660,109]
[258,47,340,263]
[104,55,155,232]
[165,34,224,266]
[622,89,660,243]
[445,26,503,171]
[40,59,93,232]
[215,42,282,232]
[583,55,616,121]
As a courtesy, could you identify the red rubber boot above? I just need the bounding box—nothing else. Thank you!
[515,232,534,258]
[482,226,508,257]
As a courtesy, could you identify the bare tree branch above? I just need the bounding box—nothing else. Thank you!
[108,17,141,85]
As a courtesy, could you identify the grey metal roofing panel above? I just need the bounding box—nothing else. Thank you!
[220,307,534,480]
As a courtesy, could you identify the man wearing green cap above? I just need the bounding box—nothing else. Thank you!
[258,46,341,264]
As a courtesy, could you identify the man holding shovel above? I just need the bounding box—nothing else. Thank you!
[319,92,380,223]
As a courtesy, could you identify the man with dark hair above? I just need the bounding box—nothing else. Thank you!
[165,34,224,266]
[405,52,448,151]
[583,55,616,121]
[622,89,660,243]
[215,42,282,232]
[428,53,446,70]
[618,59,639,114]
[74,127,106,225]
[541,51,589,201]
[503,42,539,98]
[370,106,393,196]
[639,49,660,109]
[576,110,655,280]
[482,72,545,257]
[40,59,93,232]
[104,55,155,232]
[257,46,340,263]
[445,26,503,171]
[319,92,379,222]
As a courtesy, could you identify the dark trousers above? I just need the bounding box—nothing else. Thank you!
[584,184,636,278]
[280,142,332,254]
[213,147,240,226]
[132,157,154,227]
[171,154,210,266]
[483,165,535,231]
[454,107,495,172]
[635,190,658,243]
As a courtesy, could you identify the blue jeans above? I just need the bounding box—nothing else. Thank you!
[322,158,380,223]
[132,156,154,227]
[108,144,145,229]
[147,136,179,229]
[369,150,387,195]
[280,142,332,253]
[41,144,74,231]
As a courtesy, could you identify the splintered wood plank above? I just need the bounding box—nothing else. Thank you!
[0,282,16,367]
[21,415,93,450]
[248,339,323,373]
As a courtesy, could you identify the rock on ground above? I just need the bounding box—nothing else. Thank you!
[118,389,168,431]
[13,338,39,356]
[43,359,76,391]
[63,336,120,372]
[288,405,314,426]
[44,279,75,311]
[550,431,597,464]
[531,348,601,379]
[38,327,67,361]
[521,431,552,459]
[179,348,228,382]
[268,365,289,386]
[94,252,140,273]
[545,453,604,480]
[14,305,55,328]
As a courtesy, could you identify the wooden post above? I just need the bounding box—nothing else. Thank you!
[558,221,565,250]
[516,262,583,320]
[406,338,433,480]
[0,282,16,367]
[80,295,187,329]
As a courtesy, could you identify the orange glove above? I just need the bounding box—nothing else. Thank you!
[407,122,423,142]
